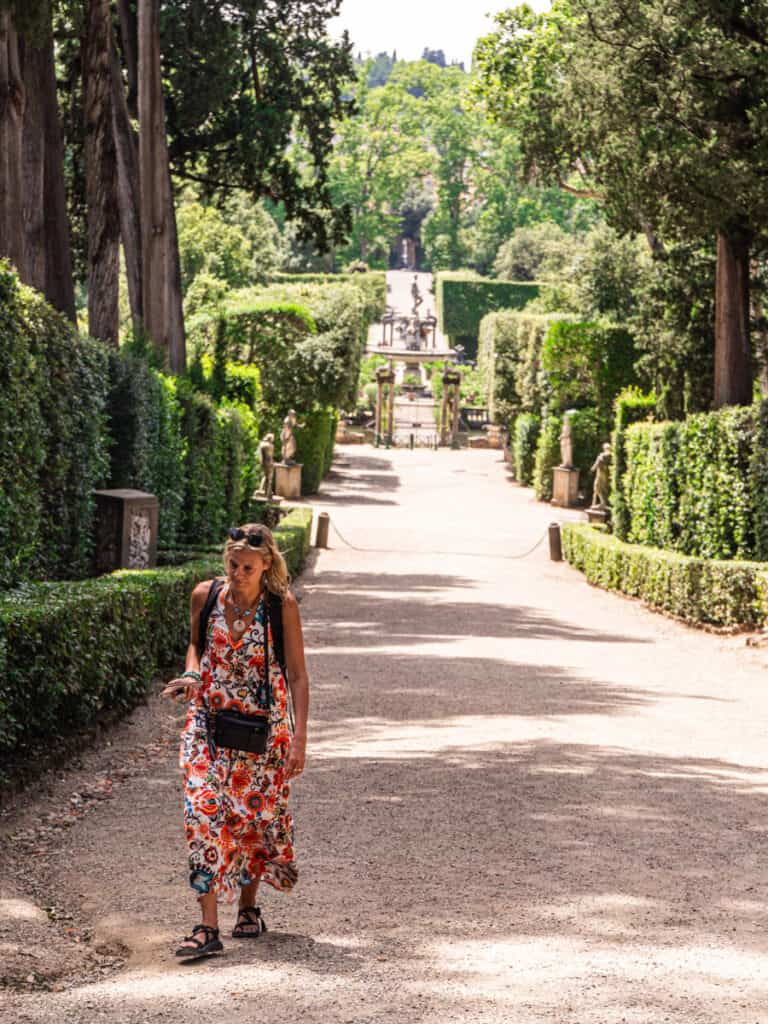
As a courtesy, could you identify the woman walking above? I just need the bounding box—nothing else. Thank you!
[162,523,309,959]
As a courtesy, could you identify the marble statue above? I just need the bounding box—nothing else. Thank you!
[281,409,298,465]
[259,432,275,501]
[559,412,575,469]
[590,443,612,509]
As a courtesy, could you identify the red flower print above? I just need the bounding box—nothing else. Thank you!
[230,767,250,794]
[245,791,265,814]
[198,790,219,817]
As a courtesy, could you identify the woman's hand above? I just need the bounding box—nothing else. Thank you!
[161,675,203,702]
[285,734,307,779]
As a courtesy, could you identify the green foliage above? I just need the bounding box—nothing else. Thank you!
[0,508,313,766]
[562,523,768,630]
[161,0,354,251]
[436,272,540,341]
[177,199,262,294]
[0,263,109,587]
[477,310,571,423]
[511,413,541,485]
[294,407,337,494]
[267,272,387,326]
[533,408,606,502]
[493,222,572,281]
[610,388,656,540]
[621,407,757,560]
[106,353,188,549]
[542,321,637,419]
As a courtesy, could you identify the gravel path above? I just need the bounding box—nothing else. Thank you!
[4,447,768,1023]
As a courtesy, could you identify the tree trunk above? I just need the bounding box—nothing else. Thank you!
[138,0,186,372]
[714,229,752,408]
[111,46,142,335]
[40,19,76,322]
[20,36,46,294]
[117,0,139,117]
[84,0,120,345]
[0,11,26,277]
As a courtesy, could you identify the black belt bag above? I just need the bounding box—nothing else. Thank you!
[212,708,269,755]
[207,597,274,757]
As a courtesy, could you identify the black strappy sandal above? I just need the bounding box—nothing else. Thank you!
[175,924,224,959]
[232,906,268,939]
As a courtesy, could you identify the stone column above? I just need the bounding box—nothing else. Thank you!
[386,376,396,443]
[451,380,461,444]
[375,376,383,439]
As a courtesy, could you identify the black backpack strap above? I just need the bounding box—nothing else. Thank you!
[267,590,286,677]
[197,578,226,658]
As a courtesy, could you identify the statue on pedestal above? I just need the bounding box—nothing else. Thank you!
[281,409,299,465]
[259,433,275,501]
[590,443,612,510]
[559,411,575,469]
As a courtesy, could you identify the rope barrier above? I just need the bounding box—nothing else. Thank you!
[326,518,549,561]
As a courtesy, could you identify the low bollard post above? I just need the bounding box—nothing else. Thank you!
[315,512,330,549]
[548,522,563,562]
[410,433,415,450]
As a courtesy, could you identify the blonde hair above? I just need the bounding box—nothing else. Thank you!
[223,523,289,596]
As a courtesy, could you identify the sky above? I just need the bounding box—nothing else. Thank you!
[326,0,550,70]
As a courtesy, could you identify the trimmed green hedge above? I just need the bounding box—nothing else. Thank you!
[478,310,572,423]
[542,320,637,419]
[562,522,768,629]
[0,261,109,587]
[620,405,758,560]
[610,388,656,540]
[295,407,338,494]
[0,507,313,767]
[268,271,387,326]
[511,413,541,485]
[436,272,540,341]
[106,354,188,549]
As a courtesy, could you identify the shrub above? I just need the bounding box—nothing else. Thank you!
[0,507,313,768]
[511,413,541,485]
[533,408,607,502]
[610,388,656,540]
[542,320,638,419]
[106,353,188,549]
[295,407,337,494]
[478,310,572,423]
[435,272,540,342]
[562,523,768,629]
[267,271,387,325]
[0,262,109,587]
[620,405,756,560]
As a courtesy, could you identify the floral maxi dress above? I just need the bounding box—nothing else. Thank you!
[180,588,297,901]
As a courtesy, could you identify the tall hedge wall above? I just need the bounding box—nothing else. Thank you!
[268,271,387,325]
[0,262,109,587]
[619,405,761,560]
[436,272,540,343]
[541,321,637,420]
[477,311,572,423]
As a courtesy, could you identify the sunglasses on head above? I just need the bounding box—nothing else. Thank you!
[228,527,265,548]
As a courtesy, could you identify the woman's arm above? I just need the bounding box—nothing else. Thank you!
[282,590,309,777]
[160,581,212,700]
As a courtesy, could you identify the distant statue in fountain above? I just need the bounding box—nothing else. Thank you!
[411,274,423,316]
[590,443,612,510]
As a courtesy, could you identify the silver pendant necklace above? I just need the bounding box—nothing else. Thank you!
[230,591,257,635]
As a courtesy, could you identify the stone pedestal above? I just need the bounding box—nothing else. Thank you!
[274,463,302,500]
[552,466,580,508]
[94,489,159,573]
[587,506,610,526]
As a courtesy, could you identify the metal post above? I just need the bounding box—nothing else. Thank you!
[315,512,330,549]
[410,433,415,450]
[548,522,563,562]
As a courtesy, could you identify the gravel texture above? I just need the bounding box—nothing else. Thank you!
[3,446,768,1024]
